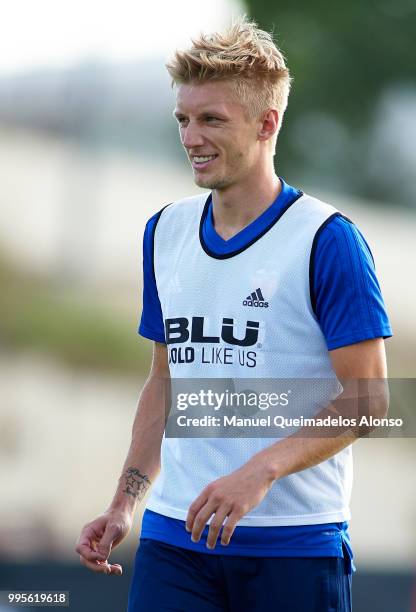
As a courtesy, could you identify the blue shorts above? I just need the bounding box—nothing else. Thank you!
[128,539,352,612]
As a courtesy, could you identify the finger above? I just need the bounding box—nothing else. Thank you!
[206,506,231,550]
[96,523,120,560]
[76,542,105,562]
[97,561,123,576]
[79,556,123,576]
[76,532,106,561]
[220,511,241,546]
[108,563,123,576]
[191,501,217,543]
[77,522,105,546]
[79,556,112,574]
[186,490,210,533]
[75,523,106,560]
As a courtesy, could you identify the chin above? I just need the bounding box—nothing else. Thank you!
[194,174,231,190]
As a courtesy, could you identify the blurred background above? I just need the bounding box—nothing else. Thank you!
[0,0,415,610]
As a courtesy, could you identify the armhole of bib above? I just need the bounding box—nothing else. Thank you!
[151,203,172,285]
[309,213,353,316]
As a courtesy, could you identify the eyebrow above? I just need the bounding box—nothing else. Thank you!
[173,109,228,120]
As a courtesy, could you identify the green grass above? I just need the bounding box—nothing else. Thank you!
[0,256,151,374]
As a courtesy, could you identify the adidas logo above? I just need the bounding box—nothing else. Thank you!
[243,288,269,308]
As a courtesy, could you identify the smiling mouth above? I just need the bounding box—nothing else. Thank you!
[191,154,218,169]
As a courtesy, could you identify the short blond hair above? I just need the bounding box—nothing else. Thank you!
[166,17,292,129]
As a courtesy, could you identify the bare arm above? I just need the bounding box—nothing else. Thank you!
[254,337,388,480]
[76,342,169,574]
[186,338,388,548]
[110,342,169,513]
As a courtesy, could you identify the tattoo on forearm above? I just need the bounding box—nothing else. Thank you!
[122,467,151,500]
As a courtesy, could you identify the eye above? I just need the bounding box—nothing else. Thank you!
[205,116,218,122]
[176,116,188,126]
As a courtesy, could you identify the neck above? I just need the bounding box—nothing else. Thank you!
[211,159,281,240]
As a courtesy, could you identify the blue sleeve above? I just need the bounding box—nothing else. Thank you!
[311,215,393,351]
[138,212,165,343]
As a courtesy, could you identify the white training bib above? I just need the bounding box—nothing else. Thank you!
[146,192,352,526]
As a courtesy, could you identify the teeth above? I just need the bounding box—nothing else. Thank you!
[194,155,216,163]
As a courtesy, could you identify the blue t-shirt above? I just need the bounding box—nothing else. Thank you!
[137,178,392,567]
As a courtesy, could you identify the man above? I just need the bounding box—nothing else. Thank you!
[76,18,392,611]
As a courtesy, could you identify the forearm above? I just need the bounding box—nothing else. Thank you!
[251,381,388,482]
[108,373,169,513]
[254,428,356,483]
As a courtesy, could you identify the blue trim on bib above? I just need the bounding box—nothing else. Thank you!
[200,179,302,258]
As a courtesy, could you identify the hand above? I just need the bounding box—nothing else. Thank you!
[75,509,133,575]
[186,458,275,549]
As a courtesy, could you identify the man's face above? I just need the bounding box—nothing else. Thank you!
[174,80,260,190]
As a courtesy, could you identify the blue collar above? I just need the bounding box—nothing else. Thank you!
[201,178,302,258]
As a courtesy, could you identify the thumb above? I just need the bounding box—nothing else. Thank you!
[96,523,118,559]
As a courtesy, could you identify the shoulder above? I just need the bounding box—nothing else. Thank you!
[310,211,392,348]
[289,192,342,236]
[299,191,339,218]
[314,213,374,265]
[144,206,170,234]
[145,193,208,232]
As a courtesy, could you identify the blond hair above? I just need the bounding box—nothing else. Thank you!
[166,17,292,129]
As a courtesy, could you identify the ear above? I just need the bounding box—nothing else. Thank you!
[258,109,279,142]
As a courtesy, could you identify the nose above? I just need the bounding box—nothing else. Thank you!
[181,121,204,150]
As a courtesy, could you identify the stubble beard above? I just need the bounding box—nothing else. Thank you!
[194,174,232,190]
[192,151,246,190]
